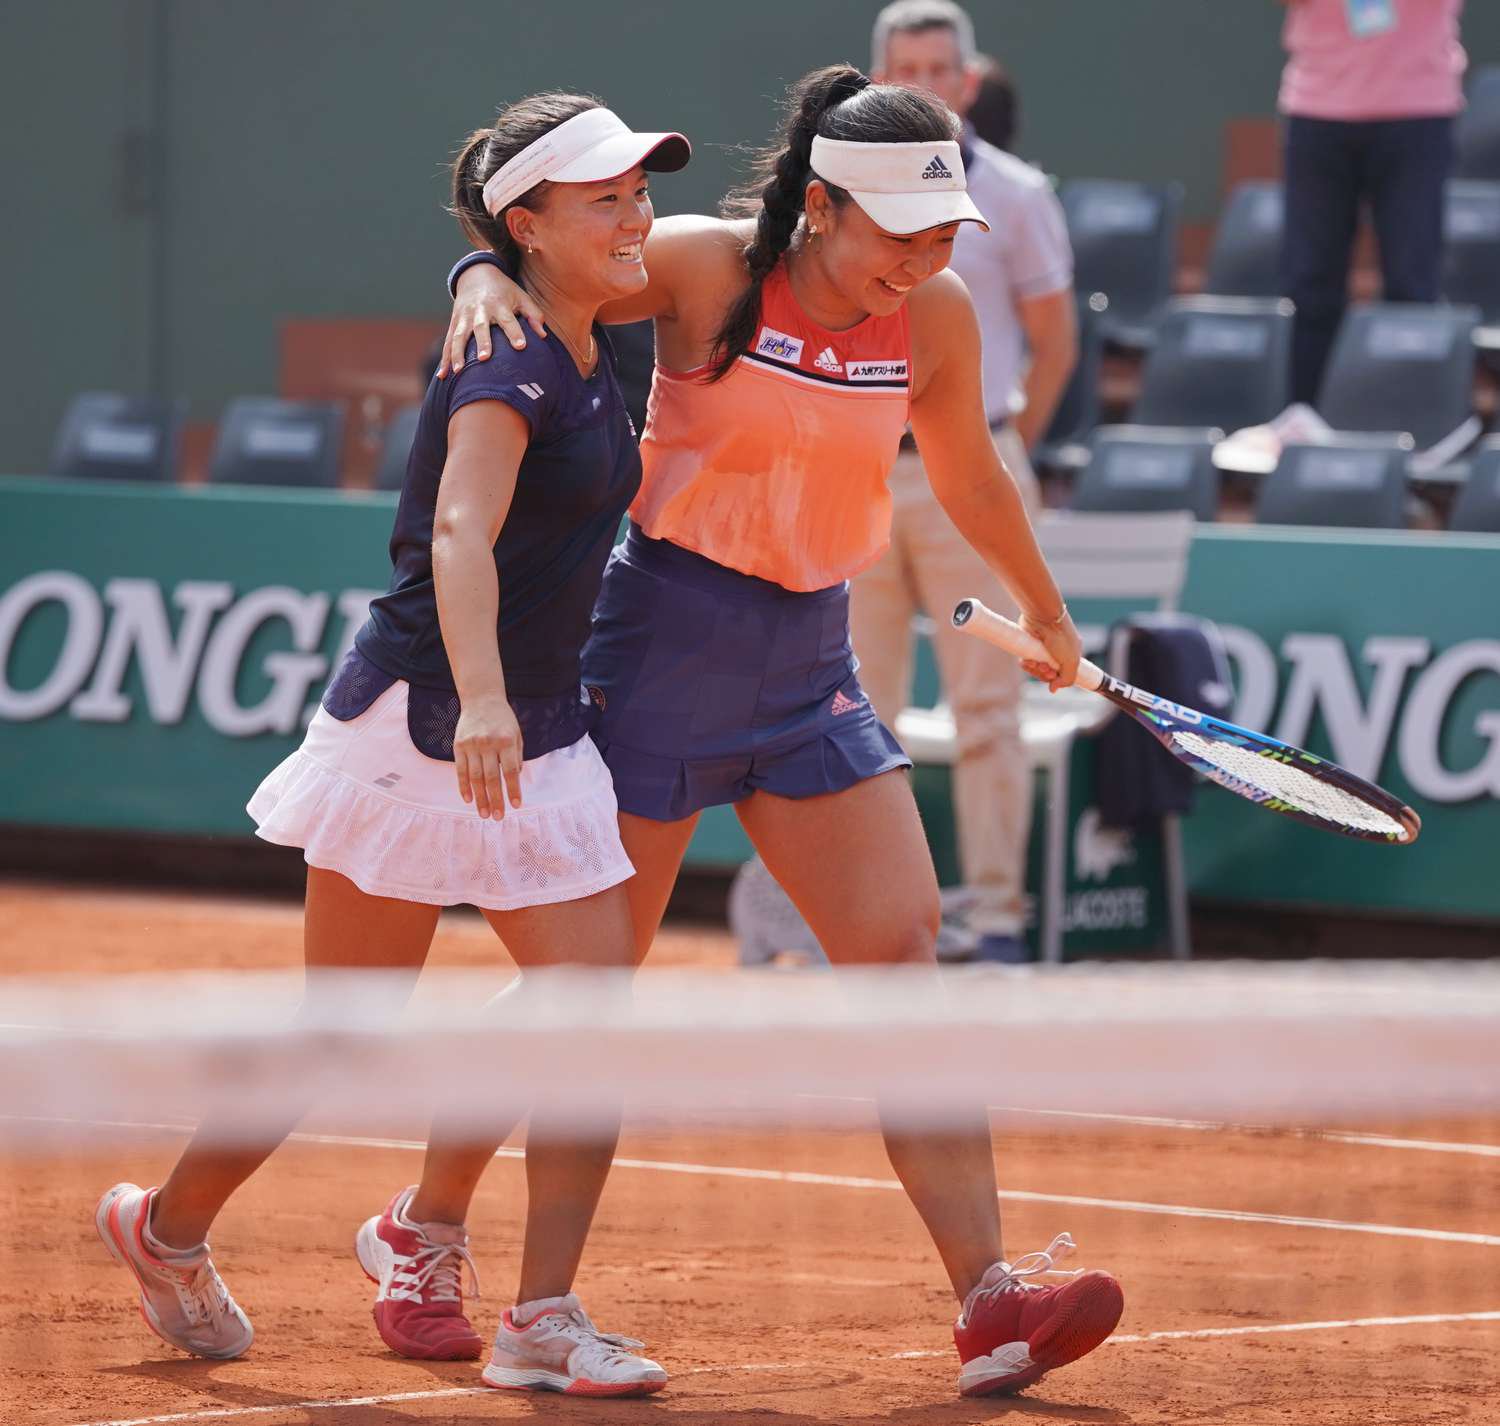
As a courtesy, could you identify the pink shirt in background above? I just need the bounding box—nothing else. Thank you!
[1279,0,1466,121]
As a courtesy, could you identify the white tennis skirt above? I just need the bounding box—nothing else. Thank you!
[247,681,634,911]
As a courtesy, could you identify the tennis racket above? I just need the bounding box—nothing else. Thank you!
[952,598,1420,845]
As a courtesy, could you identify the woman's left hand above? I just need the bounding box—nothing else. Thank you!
[1017,609,1082,694]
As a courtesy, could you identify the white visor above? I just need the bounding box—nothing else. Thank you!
[482,107,690,217]
[809,136,989,235]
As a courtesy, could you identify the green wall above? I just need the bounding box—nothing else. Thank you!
[6,1,1499,469]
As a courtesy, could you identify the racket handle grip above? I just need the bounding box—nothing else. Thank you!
[951,598,1105,692]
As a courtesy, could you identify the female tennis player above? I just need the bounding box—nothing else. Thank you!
[435,65,1124,1399]
[95,94,686,1396]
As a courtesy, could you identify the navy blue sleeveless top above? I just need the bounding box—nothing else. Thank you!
[332,326,641,762]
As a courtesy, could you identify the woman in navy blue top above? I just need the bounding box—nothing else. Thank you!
[96,96,688,1396]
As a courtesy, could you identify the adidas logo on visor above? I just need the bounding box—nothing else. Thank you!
[922,155,953,180]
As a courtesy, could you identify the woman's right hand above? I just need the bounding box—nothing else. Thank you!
[438,262,551,377]
[453,692,524,819]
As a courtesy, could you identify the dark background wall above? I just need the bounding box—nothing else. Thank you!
[5,0,1498,470]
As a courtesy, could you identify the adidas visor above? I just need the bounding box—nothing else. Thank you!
[809,136,989,235]
[482,107,690,218]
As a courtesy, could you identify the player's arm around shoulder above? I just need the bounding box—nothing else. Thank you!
[632,214,757,339]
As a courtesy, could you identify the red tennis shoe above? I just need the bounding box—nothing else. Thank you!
[355,1185,483,1360]
[953,1233,1123,1397]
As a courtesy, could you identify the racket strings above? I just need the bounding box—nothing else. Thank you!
[1168,731,1406,837]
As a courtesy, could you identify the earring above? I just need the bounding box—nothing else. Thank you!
[527,245,536,254]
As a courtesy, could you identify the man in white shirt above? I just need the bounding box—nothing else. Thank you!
[853,0,1078,961]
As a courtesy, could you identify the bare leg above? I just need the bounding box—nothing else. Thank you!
[618,810,701,965]
[737,772,1004,1301]
[150,869,440,1249]
[407,810,699,1301]
[407,884,634,1301]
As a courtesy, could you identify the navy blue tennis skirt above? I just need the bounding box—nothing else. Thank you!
[584,525,910,822]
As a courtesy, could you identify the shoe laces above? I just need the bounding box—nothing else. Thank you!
[534,1301,646,1363]
[166,1257,232,1329]
[970,1232,1082,1310]
[393,1237,480,1306]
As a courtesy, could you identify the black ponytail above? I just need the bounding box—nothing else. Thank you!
[705,64,956,381]
[450,92,603,273]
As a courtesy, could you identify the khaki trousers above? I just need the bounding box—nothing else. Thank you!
[848,427,1040,936]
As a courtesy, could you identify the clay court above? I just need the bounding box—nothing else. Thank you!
[3,880,1496,1426]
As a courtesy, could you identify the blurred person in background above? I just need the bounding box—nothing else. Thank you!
[1279,0,1467,402]
[968,52,1019,153]
[853,0,1077,963]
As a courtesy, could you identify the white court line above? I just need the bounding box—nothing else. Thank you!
[1002,1107,1500,1159]
[795,1092,1500,1159]
[8,1115,1499,1248]
[67,1310,1500,1426]
[69,1390,488,1426]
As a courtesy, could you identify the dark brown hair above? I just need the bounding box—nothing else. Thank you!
[707,65,956,381]
[450,93,603,266]
[969,53,1019,153]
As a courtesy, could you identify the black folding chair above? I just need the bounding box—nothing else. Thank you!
[1132,296,1292,433]
[372,404,421,492]
[1316,303,1479,450]
[49,393,184,483]
[1450,438,1500,533]
[209,398,345,488]
[1033,292,1107,474]
[1455,65,1500,181]
[1059,179,1182,349]
[1073,426,1220,521]
[1442,181,1500,323]
[1202,182,1284,299]
[1256,439,1408,529]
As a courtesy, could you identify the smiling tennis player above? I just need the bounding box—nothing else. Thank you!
[437,64,1122,1399]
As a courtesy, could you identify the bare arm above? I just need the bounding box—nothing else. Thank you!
[432,400,527,817]
[1012,286,1077,451]
[907,274,1080,690]
[439,215,725,375]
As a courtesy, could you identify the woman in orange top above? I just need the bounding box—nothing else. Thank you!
[439,65,1122,1400]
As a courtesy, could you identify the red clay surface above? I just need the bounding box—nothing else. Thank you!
[2,880,1498,1426]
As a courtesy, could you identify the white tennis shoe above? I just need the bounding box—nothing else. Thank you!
[481,1293,667,1396]
[95,1182,254,1360]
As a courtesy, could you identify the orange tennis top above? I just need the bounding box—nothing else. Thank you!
[631,264,912,591]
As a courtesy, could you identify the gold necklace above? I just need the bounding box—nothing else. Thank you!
[527,288,596,372]
[556,326,597,373]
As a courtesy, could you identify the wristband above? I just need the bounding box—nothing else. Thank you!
[446,250,507,298]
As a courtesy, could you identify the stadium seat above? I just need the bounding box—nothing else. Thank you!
[1132,296,1292,432]
[1059,179,1182,349]
[1450,438,1500,533]
[208,398,345,488]
[1033,292,1107,474]
[1455,65,1500,180]
[1441,181,1500,323]
[1073,426,1219,521]
[1255,438,1407,529]
[372,404,421,491]
[48,393,184,483]
[1316,303,1480,451]
[1202,181,1284,299]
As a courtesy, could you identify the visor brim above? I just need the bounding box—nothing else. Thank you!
[551,131,692,184]
[847,189,990,235]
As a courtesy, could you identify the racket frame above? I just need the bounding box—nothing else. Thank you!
[951,598,1420,845]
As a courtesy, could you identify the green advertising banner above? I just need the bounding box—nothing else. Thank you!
[2,479,1498,922]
